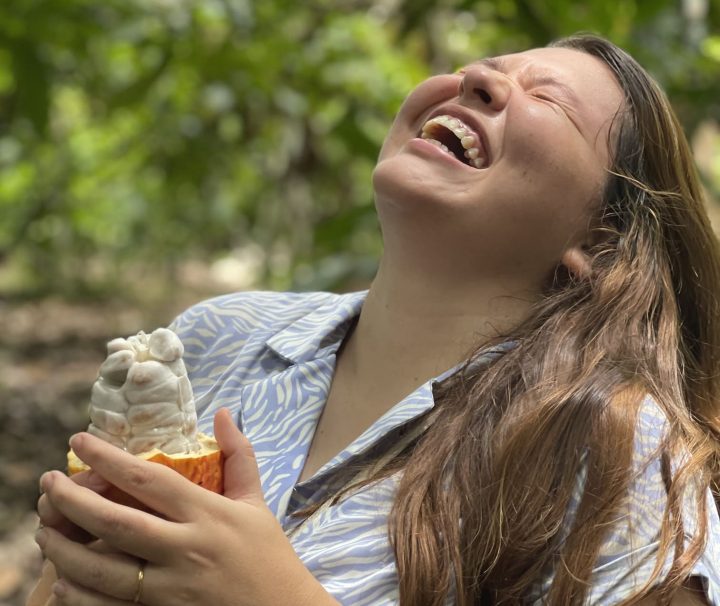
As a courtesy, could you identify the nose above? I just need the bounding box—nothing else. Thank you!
[458,66,512,112]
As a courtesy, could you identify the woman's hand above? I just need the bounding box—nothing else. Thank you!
[37,468,112,543]
[26,541,119,606]
[29,446,115,605]
[35,409,339,606]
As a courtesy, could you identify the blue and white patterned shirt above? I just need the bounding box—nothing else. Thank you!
[170,290,720,605]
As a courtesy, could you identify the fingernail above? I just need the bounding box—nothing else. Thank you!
[35,528,47,548]
[69,433,83,449]
[52,580,67,597]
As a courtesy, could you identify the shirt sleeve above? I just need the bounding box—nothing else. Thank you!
[586,396,720,605]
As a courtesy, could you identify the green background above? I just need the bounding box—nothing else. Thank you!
[1,2,720,603]
[1,0,719,299]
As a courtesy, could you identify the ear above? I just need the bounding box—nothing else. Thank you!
[561,245,593,280]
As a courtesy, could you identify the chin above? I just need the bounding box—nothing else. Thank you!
[372,154,451,213]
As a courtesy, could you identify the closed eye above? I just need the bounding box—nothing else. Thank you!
[528,83,572,106]
[531,91,557,103]
[529,88,582,132]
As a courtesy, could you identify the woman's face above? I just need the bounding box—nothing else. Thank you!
[372,47,625,286]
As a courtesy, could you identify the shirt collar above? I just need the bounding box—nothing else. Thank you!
[265,291,367,364]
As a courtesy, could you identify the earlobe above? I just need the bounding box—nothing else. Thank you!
[561,246,593,280]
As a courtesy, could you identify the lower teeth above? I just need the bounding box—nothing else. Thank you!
[421,135,484,168]
[424,138,452,154]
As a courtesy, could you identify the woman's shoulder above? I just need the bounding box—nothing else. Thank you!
[632,393,671,456]
[587,393,720,604]
[169,290,354,338]
[167,290,367,379]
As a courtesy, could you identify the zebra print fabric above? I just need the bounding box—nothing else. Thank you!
[170,290,720,605]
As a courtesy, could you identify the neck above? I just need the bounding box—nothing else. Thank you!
[338,258,537,411]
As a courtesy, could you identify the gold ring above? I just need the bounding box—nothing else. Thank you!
[133,560,146,603]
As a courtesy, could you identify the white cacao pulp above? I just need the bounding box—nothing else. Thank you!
[87,328,199,455]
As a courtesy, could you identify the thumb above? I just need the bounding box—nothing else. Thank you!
[213,408,265,504]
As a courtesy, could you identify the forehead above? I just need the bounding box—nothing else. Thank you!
[496,48,622,123]
[496,47,620,92]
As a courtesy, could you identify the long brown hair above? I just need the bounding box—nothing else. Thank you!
[291,34,720,605]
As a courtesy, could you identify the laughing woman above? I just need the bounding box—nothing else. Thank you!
[31,34,720,605]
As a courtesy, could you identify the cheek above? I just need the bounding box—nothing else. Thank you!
[506,109,567,169]
[505,111,605,207]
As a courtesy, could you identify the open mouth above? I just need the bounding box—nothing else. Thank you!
[419,115,488,169]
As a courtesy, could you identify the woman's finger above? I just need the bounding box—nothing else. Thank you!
[49,578,135,606]
[214,408,264,504]
[68,432,206,521]
[41,471,181,562]
[25,558,59,606]
[38,470,111,542]
[38,526,140,601]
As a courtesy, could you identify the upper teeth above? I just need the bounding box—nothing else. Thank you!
[420,115,487,169]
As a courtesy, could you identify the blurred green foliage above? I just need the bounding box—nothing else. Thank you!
[0,0,719,296]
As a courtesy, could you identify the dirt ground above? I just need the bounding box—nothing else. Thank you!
[0,294,208,605]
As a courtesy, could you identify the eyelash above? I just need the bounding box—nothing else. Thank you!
[530,91,556,103]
